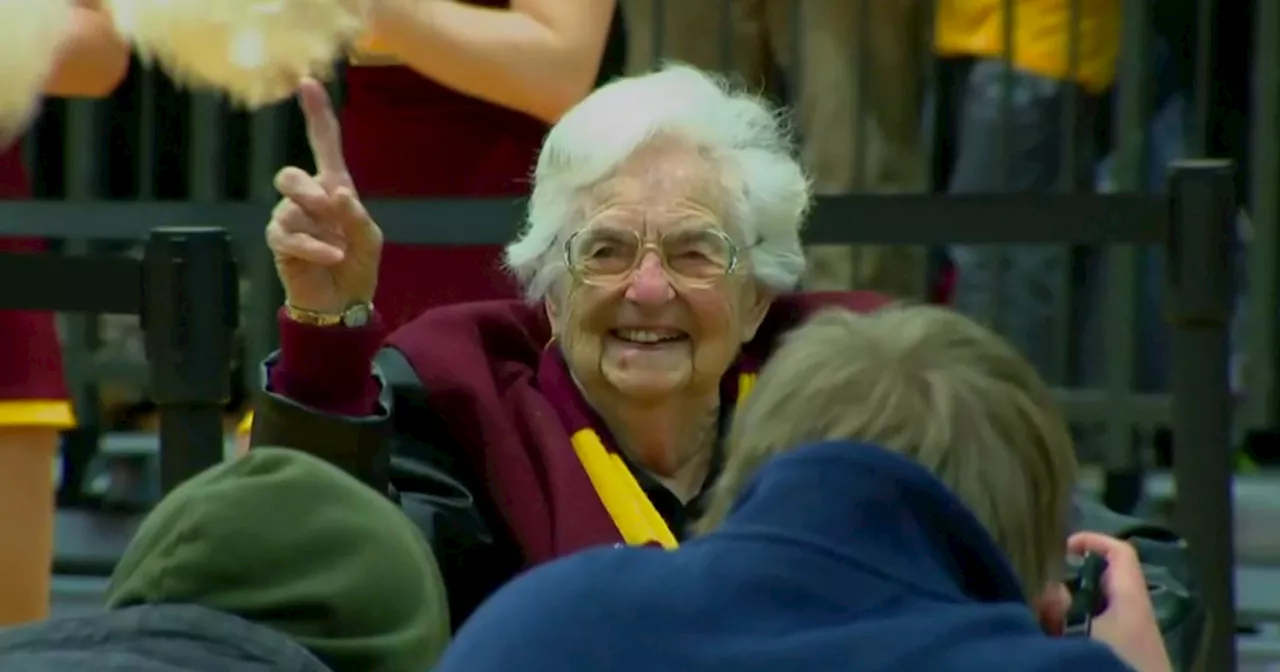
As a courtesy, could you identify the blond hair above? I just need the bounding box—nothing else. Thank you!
[697,305,1078,599]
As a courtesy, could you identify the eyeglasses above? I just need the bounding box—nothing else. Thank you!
[563,225,740,287]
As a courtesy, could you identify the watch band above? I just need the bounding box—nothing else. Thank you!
[285,305,344,327]
[285,303,373,328]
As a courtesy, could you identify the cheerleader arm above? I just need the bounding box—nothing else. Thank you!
[365,0,616,123]
[45,0,130,98]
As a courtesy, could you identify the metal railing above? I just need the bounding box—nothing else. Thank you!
[15,0,1275,459]
[0,228,237,491]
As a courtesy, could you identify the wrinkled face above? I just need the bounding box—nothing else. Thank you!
[546,141,773,406]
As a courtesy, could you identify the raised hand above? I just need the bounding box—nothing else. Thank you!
[266,78,382,315]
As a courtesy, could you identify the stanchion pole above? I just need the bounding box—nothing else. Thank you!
[1166,160,1236,671]
[142,227,239,493]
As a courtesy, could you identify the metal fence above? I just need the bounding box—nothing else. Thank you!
[10,0,1275,451]
[0,0,1271,668]
[0,229,239,488]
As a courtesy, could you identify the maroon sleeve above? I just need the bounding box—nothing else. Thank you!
[269,308,386,416]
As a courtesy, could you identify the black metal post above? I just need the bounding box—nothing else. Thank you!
[1166,160,1236,671]
[142,227,239,493]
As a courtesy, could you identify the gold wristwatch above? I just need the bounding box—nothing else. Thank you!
[285,302,374,328]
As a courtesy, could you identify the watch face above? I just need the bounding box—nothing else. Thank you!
[343,303,372,327]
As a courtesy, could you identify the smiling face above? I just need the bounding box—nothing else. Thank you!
[546,140,773,407]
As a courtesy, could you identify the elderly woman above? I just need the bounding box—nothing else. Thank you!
[252,66,1196,643]
[254,65,885,621]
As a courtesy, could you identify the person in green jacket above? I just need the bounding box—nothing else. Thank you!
[0,447,450,672]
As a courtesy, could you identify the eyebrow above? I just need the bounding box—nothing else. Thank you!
[580,211,726,230]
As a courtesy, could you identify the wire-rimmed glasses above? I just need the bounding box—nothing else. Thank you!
[563,225,740,287]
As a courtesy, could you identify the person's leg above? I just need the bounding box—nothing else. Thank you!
[761,0,856,291]
[946,60,1091,382]
[0,297,71,625]
[858,0,928,196]
[0,427,59,625]
[765,0,928,297]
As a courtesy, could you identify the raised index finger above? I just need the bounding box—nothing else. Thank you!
[297,78,349,182]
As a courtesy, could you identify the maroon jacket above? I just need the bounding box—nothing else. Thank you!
[250,291,892,624]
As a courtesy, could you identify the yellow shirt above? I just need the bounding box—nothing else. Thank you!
[934,0,1121,92]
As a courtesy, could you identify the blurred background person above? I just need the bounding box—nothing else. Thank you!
[621,0,931,300]
[345,0,622,328]
[931,0,1119,383]
[0,0,129,627]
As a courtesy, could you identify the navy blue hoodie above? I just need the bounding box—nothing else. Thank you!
[435,440,1135,672]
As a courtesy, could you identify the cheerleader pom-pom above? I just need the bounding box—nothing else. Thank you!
[105,0,371,108]
[0,0,72,146]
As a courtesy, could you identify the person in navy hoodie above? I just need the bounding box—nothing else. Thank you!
[433,305,1173,672]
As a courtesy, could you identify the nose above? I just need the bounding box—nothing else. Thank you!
[624,251,674,305]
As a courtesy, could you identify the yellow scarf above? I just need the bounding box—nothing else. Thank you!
[568,373,757,550]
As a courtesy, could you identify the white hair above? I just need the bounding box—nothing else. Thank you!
[504,63,811,302]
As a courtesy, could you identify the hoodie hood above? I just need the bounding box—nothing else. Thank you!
[716,439,1028,605]
[107,447,449,672]
[432,440,1130,672]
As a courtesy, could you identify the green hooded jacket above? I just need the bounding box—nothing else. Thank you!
[106,447,450,671]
